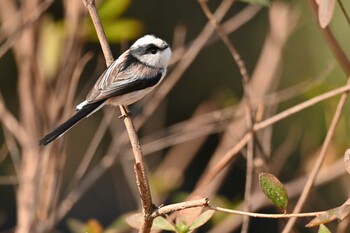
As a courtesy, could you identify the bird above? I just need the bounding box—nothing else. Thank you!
[39,35,172,146]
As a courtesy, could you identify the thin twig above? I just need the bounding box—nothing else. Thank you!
[308,0,350,75]
[64,53,93,115]
[194,83,350,192]
[134,0,235,129]
[0,0,53,58]
[0,95,28,145]
[337,0,350,28]
[150,198,209,219]
[65,110,114,196]
[254,84,350,131]
[0,176,18,185]
[196,6,255,230]
[83,0,113,65]
[241,135,253,233]
[209,157,346,233]
[141,64,333,156]
[282,79,350,233]
[2,127,21,175]
[208,205,324,219]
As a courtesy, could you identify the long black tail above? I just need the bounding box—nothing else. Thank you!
[39,101,105,146]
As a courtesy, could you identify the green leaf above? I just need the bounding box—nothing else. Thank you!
[188,210,214,231]
[318,224,331,233]
[238,0,271,6]
[98,0,132,20]
[175,221,189,233]
[66,218,87,233]
[259,173,288,210]
[153,216,177,231]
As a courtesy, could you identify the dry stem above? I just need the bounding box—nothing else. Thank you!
[82,0,153,232]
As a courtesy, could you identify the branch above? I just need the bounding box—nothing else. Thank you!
[82,1,153,232]
[208,205,325,219]
[193,83,350,192]
[0,95,28,145]
[149,199,209,219]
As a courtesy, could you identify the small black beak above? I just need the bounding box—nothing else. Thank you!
[161,44,170,50]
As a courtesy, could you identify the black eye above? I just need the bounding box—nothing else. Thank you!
[151,49,157,54]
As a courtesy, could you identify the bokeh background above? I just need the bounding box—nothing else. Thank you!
[0,0,349,232]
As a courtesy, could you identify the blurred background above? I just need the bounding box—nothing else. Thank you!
[0,0,349,232]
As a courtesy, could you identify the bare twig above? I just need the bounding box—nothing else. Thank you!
[193,3,298,199]
[198,0,250,83]
[194,83,350,192]
[308,1,350,75]
[2,127,21,175]
[65,110,114,195]
[0,0,53,58]
[0,176,18,185]
[337,0,350,27]
[83,0,113,65]
[209,157,347,233]
[208,205,324,219]
[150,198,209,219]
[196,4,255,230]
[254,84,350,131]
[0,95,28,145]
[141,64,333,156]
[282,79,350,233]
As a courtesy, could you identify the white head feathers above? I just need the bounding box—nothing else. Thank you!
[130,35,172,69]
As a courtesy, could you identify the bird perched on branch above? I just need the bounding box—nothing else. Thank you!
[39,35,172,146]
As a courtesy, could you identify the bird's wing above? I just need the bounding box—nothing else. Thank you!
[86,52,163,103]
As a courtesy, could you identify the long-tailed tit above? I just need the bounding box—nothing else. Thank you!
[39,35,171,146]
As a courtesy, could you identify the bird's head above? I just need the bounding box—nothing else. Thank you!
[130,35,172,69]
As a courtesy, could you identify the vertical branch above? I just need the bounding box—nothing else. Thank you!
[82,1,154,232]
[83,0,113,65]
[197,1,255,232]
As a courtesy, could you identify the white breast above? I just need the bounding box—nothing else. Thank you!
[106,87,155,106]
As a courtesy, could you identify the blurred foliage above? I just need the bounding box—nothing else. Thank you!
[85,0,144,42]
[67,218,103,233]
[36,0,143,82]
[38,16,65,81]
[125,209,214,233]
[317,224,331,233]
[238,0,271,6]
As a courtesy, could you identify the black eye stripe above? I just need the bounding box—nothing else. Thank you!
[145,44,160,53]
[131,43,169,56]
